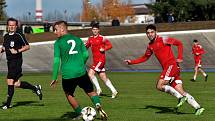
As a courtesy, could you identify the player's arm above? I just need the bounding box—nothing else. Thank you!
[85,38,91,49]
[51,41,61,87]
[199,45,205,55]
[104,38,112,51]
[192,46,200,55]
[0,37,5,53]
[165,37,183,62]
[10,33,30,54]
[125,47,152,65]
[0,46,5,53]
[100,37,112,53]
[81,39,89,63]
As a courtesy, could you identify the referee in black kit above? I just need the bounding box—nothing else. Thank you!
[0,18,42,110]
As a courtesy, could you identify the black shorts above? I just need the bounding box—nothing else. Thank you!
[62,73,94,97]
[7,59,23,81]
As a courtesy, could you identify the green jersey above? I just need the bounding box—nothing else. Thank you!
[52,34,89,80]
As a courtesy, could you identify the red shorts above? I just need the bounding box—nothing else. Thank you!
[160,64,182,88]
[195,59,202,67]
[90,61,105,72]
[194,55,202,67]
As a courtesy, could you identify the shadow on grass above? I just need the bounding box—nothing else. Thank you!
[8,112,79,121]
[142,105,192,115]
[60,112,77,119]
[12,101,44,107]
[100,93,112,98]
[60,112,100,121]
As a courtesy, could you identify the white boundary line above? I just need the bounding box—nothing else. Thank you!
[29,29,215,46]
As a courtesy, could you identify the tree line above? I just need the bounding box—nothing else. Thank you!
[81,0,135,22]
[148,0,215,23]
[1,0,214,23]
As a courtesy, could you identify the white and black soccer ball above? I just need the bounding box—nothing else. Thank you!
[81,106,97,121]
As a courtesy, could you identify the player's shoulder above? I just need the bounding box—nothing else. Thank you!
[98,34,104,38]
[67,34,82,41]
[15,32,25,37]
[159,35,168,39]
[197,44,202,48]
[3,33,9,37]
[88,35,94,39]
[98,35,109,42]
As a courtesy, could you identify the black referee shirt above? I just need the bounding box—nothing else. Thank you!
[3,32,29,60]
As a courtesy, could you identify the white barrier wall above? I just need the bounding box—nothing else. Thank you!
[0,29,215,72]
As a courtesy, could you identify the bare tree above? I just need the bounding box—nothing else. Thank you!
[0,0,7,20]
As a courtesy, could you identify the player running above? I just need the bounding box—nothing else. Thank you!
[124,24,205,115]
[0,18,42,110]
[85,23,118,98]
[190,39,208,82]
[50,21,107,120]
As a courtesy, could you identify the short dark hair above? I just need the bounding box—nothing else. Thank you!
[193,39,198,43]
[91,23,99,29]
[53,20,68,28]
[146,24,156,31]
[7,17,18,26]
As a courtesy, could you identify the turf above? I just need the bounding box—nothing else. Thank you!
[0,72,214,121]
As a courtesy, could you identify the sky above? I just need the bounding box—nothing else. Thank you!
[5,0,151,18]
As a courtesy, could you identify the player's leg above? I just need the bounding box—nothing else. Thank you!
[174,83,204,115]
[170,80,188,108]
[157,65,183,99]
[156,79,183,99]
[66,94,84,120]
[79,73,107,120]
[14,80,42,100]
[62,78,83,118]
[2,61,19,109]
[99,72,118,98]
[2,79,14,109]
[199,68,208,81]
[88,67,102,95]
[193,66,199,81]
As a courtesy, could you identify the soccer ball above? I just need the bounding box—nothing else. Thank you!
[81,106,97,121]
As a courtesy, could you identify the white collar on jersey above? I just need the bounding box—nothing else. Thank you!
[9,32,15,35]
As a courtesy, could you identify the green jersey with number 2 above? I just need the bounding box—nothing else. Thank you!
[52,34,89,80]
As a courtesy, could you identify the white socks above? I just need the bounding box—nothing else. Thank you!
[203,73,207,77]
[164,85,183,99]
[105,79,117,93]
[185,93,201,109]
[193,75,197,80]
[164,85,201,110]
[91,76,101,91]
[91,76,117,94]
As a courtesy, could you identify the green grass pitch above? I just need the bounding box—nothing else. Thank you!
[0,72,214,121]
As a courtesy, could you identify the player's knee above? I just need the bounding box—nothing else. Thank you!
[14,82,21,88]
[156,85,163,91]
[88,73,94,78]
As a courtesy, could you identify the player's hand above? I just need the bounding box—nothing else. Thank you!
[100,48,105,53]
[124,59,131,65]
[0,47,5,53]
[10,48,19,54]
[50,80,57,88]
[196,53,200,56]
[176,59,183,63]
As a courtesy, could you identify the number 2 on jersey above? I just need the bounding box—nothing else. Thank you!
[67,40,78,54]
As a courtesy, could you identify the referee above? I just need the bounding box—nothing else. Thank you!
[0,18,42,110]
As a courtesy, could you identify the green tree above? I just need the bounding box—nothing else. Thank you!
[0,0,7,20]
[148,0,215,22]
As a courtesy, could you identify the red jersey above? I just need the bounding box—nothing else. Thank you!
[192,43,205,56]
[192,43,205,66]
[85,34,112,63]
[130,35,183,69]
